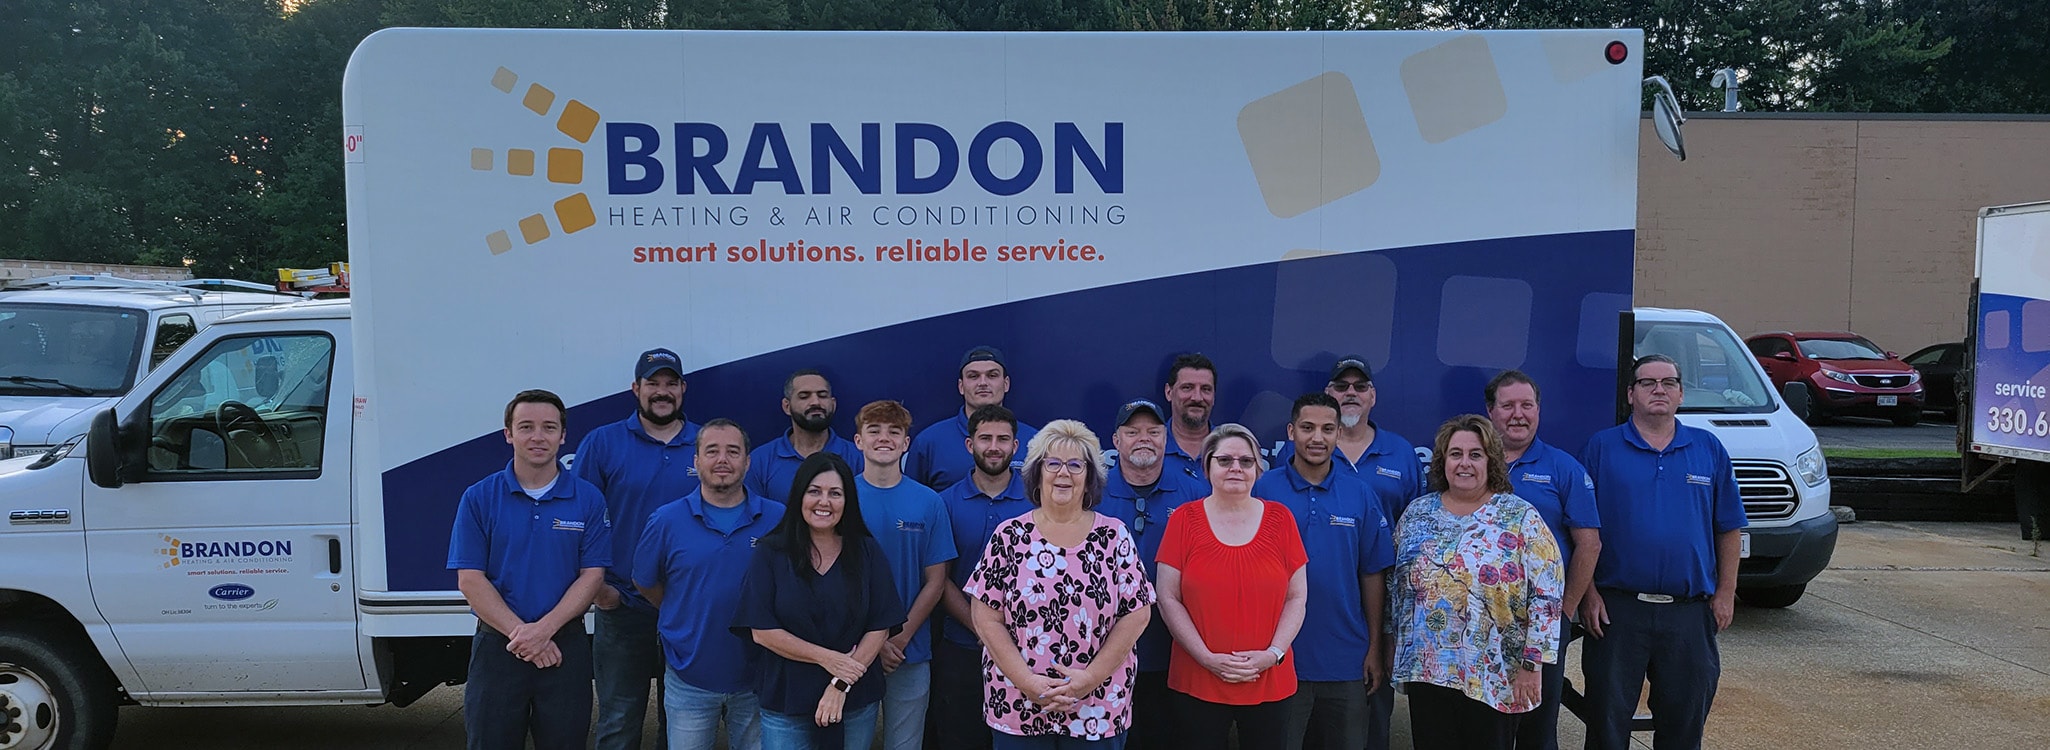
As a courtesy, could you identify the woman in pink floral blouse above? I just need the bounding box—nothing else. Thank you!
[965,419,1156,749]
[1389,415,1564,750]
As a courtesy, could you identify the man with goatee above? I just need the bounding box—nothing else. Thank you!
[744,368,865,500]
[573,347,703,750]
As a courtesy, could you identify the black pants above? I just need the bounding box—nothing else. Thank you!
[465,623,593,750]
[1581,592,1721,750]
[927,638,993,750]
[1124,670,1173,750]
[1406,682,1518,750]
[1169,689,1292,750]
[1515,620,1572,750]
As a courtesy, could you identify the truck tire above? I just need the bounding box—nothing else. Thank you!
[1737,584,1807,609]
[0,624,118,750]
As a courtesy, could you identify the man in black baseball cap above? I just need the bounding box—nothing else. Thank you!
[904,345,1039,490]
[573,346,702,750]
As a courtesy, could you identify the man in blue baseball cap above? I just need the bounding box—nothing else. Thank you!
[1096,398,1204,750]
[904,345,1038,491]
[573,347,703,750]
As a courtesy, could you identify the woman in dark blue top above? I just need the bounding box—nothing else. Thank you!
[733,452,906,750]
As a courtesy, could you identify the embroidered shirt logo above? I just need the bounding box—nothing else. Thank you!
[1330,515,1357,527]
[1520,472,1554,485]
[552,519,586,532]
[897,520,927,532]
[1685,473,1712,486]
[1375,466,1403,479]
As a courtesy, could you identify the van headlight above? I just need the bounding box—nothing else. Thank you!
[0,425,13,460]
[1795,445,1827,487]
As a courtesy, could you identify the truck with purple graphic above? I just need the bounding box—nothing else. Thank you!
[1962,201,2050,539]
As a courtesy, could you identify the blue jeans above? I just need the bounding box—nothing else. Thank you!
[464,623,592,750]
[992,732,1129,749]
[1581,592,1720,750]
[760,702,879,750]
[595,604,666,750]
[663,671,761,750]
[879,660,931,750]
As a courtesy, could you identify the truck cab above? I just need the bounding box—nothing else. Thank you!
[1632,307,1840,607]
[0,276,302,460]
[0,299,386,750]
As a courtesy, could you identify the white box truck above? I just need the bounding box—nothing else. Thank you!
[0,28,1824,748]
[1960,201,2050,538]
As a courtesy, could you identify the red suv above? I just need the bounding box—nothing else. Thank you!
[1745,331,1924,425]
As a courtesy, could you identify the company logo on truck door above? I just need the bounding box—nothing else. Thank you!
[469,66,1124,257]
[158,534,294,568]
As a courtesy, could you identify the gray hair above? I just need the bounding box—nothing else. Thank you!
[1199,423,1267,482]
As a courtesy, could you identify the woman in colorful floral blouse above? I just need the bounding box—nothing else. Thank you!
[1389,414,1564,749]
[965,419,1156,749]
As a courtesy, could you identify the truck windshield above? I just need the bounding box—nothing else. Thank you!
[1633,319,1777,414]
[0,303,147,397]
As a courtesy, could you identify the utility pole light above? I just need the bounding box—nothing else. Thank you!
[1711,68,1742,112]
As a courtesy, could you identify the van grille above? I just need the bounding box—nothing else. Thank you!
[1733,460,1798,521]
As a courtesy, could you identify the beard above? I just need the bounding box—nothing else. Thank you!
[976,454,1012,476]
[639,398,680,426]
[1339,412,1363,429]
[792,408,833,432]
[1121,449,1160,469]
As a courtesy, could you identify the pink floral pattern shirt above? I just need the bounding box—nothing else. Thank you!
[963,512,1156,739]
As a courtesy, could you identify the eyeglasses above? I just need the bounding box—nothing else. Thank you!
[1042,458,1088,475]
[1211,455,1259,470]
[1633,377,1683,391]
[1133,494,1150,535]
[1328,381,1372,393]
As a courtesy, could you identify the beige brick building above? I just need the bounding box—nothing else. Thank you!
[1636,113,2050,354]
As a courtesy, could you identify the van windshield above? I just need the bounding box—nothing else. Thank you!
[1633,319,1777,414]
[0,303,147,397]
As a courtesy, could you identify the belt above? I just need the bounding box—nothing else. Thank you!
[1602,587,1710,604]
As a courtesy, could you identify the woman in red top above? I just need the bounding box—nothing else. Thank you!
[1154,423,1308,750]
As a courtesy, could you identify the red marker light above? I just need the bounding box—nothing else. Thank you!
[1605,41,1629,64]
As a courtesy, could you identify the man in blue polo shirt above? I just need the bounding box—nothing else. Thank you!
[1578,355,1746,750]
[1485,370,1601,750]
[633,419,783,750]
[1277,356,1423,533]
[851,399,957,750]
[573,347,702,750]
[744,368,864,501]
[1097,399,1205,750]
[450,389,612,750]
[1256,393,1395,750]
[905,345,1039,490]
[1161,353,1217,491]
[929,404,1031,750]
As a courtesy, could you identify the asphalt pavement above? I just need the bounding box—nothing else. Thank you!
[109,522,2050,749]
[1811,416,1959,453]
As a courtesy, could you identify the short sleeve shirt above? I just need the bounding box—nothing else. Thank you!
[730,537,905,715]
[856,476,959,664]
[1157,500,1308,706]
[964,512,1155,739]
[447,464,613,624]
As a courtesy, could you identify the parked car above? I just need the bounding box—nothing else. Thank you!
[1903,341,1967,421]
[1745,331,1925,426]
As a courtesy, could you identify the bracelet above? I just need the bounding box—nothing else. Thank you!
[829,677,852,693]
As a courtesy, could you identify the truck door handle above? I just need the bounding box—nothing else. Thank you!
[328,538,342,574]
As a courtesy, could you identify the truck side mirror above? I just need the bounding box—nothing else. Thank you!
[87,409,124,488]
[1782,382,1812,419]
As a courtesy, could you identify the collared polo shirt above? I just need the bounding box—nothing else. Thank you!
[573,413,702,610]
[936,472,1033,646]
[1253,461,1394,682]
[1506,438,1601,571]
[447,463,613,624]
[905,409,1039,491]
[856,474,958,665]
[1278,421,1424,528]
[1579,421,1748,598]
[744,429,866,501]
[632,490,785,693]
[1161,436,1212,497]
[1099,466,1204,671]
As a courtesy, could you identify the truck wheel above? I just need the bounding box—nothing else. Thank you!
[1737,584,1807,608]
[1891,407,1920,427]
[0,624,117,750]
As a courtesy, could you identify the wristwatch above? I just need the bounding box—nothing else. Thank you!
[830,677,852,693]
[1266,646,1287,665]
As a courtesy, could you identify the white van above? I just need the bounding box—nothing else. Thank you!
[1632,307,1840,607]
[0,276,302,460]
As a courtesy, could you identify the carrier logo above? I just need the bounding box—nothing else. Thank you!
[158,535,294,568]
[468,66,1122,257]
[209,584,256,601]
